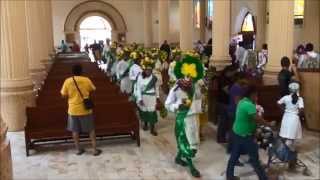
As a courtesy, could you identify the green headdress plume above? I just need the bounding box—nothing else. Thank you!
[174,54,204,82]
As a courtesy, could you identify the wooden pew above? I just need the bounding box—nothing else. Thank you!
[25,55,140,156]
[25,102,139,156]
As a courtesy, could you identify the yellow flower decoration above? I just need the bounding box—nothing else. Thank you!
[141,56,155,69]
[181,63,197,78]
[184,50,200,58]
[130,52,138,59]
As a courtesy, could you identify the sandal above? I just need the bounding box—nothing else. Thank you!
[93,149,102,156]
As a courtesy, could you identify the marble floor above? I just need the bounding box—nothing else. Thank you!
[8,114,320,180]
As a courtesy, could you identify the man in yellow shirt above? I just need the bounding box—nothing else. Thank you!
[61,64,101,156]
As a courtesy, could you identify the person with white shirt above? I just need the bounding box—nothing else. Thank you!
[257,44,268,74]
[153,52,164,94]
[101,39,111,64]
[129,52,143,97]
[136,57,159,136]
[168,49,182,85]
[165,55,204,178]
[235,42,246,70]
[300,43,320,69]
[116,51,132,94]
[293,45,306,68]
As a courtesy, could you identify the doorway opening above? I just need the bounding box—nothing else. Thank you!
[79,16,112,51]
[240,12,256,50]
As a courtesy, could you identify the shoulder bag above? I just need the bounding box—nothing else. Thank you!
[72,77,94,110]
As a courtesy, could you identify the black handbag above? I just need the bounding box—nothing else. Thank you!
[72,77,94,110]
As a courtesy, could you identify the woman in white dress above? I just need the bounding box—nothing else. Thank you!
[277,81,304,150]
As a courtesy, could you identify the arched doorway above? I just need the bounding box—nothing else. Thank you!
[79,16,112,51]
[64,0,127,44]
[240,12,256,49]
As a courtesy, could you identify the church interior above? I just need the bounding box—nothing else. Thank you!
[1,0,319,179]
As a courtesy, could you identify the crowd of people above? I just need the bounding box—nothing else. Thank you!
[293,43,320,69]
[215,44,314,179]
[59,37,318,179]
[66,39,210,177]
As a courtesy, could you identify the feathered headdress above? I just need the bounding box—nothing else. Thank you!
[159,50,168,62]
[111,42,117,49]
[141,56,155,70]
[116,50,124,60]
[174,54,204,82]
[171,48,182,59]
[130,51,140,60]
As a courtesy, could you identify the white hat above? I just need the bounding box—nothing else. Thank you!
[289,82,300,93]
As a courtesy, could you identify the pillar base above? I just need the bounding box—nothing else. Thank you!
[1,79,35,131]
[41,58,54,72]
[0,121,13,180]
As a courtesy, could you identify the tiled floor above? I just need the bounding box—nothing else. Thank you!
[8,114,320,180]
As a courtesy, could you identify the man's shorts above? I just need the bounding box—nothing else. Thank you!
[67,114,94,133]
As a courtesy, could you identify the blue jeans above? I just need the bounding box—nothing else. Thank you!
[226,133,268,180]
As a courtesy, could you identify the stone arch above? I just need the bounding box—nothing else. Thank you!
[64,0,127,43]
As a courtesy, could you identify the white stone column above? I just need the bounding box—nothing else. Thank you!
[47,0,55,55]
[179,0,194,51]
[303,0,320,51]
[25,1,46,89]
[1,0,35,131]
[143,0,153,47]
[0,116,13,180]
[39,1,50,60]
[158,0,169,46]
[266,0,294,73]
[39,0,54,71]
[255,0,267,50]
[211,0,231,69]
[199,0,206,42]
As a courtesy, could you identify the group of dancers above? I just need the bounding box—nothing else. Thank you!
[99,41,208,177]
[95,40,307,179]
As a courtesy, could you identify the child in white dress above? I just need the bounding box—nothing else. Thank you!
[277,81,304,150]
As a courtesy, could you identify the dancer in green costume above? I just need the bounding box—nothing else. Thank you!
[136,56,159,136]
[165,54,204,177]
